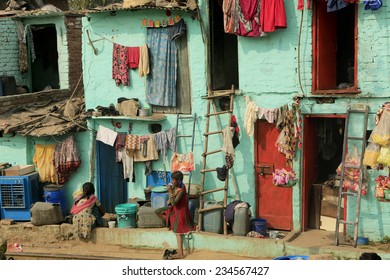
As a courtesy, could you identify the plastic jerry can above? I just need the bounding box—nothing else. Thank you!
[188,198,199,223]
[202,200,223,234]
[232,207,251,236]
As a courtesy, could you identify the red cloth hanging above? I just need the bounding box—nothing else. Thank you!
[297,0,311,10]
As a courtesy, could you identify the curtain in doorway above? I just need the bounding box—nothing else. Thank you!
[145,19,186,107]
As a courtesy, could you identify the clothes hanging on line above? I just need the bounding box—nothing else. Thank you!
[33,144,58,184]
[112,43,150,86]
[96,125,118,147]
[297,0,311,10]
[260,0,287,33]
[54,135,82,184]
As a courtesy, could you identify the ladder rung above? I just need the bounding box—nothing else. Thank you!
[203,91,235,99]
[349,109,368,113]
[176,135,193,138]
[204,131,223,136]
[344,164,361,169]
[206,110,232,117]
[203,149,222,156]
[341,191,358,197]
[347,136,364,141]
[200,168,217,173]
[338,220,356,225]
[178,116,195,119]
[198,205,224,213]
[201,187,226,195]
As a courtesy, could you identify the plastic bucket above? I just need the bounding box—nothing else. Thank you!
[115,203,137,228]
[250,218,267,236]
[44,186,67,217]
[151,186,169,209]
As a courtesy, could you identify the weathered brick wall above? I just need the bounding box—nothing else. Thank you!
[0,89,70,115]
[0,18,28,86]
[65,15,84,94]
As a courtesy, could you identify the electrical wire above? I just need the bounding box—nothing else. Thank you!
[297,10,305,95]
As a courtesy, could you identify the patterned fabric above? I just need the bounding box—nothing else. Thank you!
[275,99,302,167]
[145,19,186,106]
[133,135,159,162]
[72,197,102,238]
[125,134,141,157]
[223,0,237,34]
[236,0,264,37]
[33,144,58,184]
[112,43,129,86]
[170,152,195,173]
[54,135,81,184]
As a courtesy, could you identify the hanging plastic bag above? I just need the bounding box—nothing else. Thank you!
[376,146,390,166]
[363,142,381,167]
[371,109,390,146]
[336,145,367,195]
[170,152,195,173]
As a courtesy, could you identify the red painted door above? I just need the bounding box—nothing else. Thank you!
[315,0,337,90]
[255,120,292,230]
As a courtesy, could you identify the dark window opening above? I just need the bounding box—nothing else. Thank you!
[313,1,357,93]
[210,0,239,91]
[29,24,60,92]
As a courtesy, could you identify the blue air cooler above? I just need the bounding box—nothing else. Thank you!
[0,172,42,221]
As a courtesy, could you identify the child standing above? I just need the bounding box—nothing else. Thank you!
[156,171,195,259]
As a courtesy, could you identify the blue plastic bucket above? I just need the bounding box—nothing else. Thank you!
[44,186,67,216]
[274,255,309,260]
[251,218,267,236]
[151,187,169,209]
[115,203,137,228]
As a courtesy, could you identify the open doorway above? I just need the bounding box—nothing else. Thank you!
[209,0,239,90]
[29,24,60,92]
[303,116,345,232]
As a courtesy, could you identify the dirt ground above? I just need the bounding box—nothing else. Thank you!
[1,222,389,260]
[0,222,261,260]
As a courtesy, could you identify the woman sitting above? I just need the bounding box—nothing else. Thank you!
[71,182,105,239]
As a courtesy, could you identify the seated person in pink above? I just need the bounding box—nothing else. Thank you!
[71,182,105,238]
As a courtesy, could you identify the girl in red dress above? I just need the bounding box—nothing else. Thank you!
[156,171,195,259]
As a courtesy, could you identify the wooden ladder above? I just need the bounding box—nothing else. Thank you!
[175,112,197,200]
[197,85,237,235]
[335,104,369,247]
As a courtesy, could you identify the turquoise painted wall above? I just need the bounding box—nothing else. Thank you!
[80,2,390,241]
[0,1,388,242]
